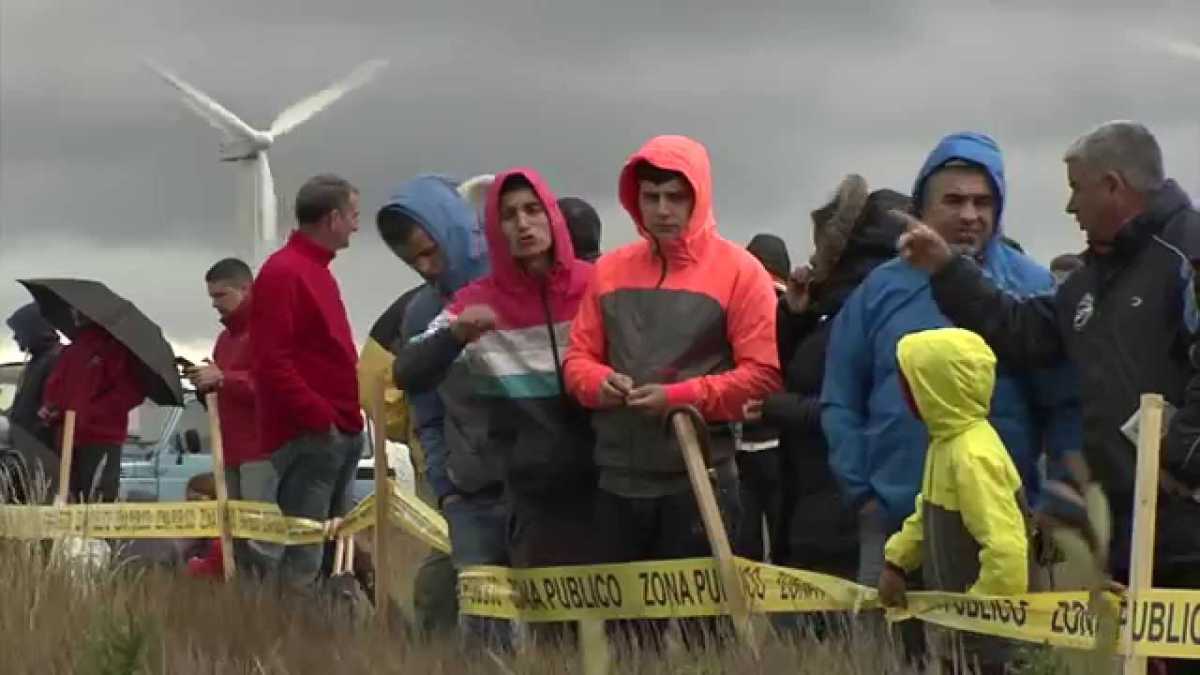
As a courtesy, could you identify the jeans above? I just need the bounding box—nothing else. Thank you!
[225,460,282,577]
[857,501,927,665]
[270,429,363,591]
[444,489,511,650]
[856,502,892,587]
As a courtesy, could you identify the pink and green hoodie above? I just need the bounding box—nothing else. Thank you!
[401,168,596,496]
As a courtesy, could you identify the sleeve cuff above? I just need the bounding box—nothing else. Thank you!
[582,370,613,409]
[664,380,702,409]
[430,476,457,502]
[931,254,975,287]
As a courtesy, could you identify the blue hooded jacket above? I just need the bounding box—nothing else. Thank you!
[821,132,1083,529]
[383,174,493,501]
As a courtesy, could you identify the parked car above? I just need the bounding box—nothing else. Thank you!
[0,361,23,418]
[119,391,411,504]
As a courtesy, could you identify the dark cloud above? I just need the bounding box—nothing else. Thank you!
[3,1,1200,359]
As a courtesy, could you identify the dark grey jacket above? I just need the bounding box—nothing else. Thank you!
[930,179,1200,568]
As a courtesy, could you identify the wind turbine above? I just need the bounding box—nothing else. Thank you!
[149,59,388,263]
[1127,31,1200,197]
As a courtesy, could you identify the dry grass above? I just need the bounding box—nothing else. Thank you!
[0,529,967,675]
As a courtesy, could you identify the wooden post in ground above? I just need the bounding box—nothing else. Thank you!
[1122,393,1164,673]
[670,408,756,649]
[55,410,76,505]
[579,618,610,675]
[369,377,392,632]
[205,392,237,582]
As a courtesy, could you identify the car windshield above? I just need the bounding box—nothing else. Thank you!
[125,394,208,448]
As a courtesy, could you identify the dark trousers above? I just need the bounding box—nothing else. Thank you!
[592,468,741,650]
[69,444,120,502]
[593,470,741,563]
[507,489,600,647]
[734,449,782,561]
[508,489,600,568]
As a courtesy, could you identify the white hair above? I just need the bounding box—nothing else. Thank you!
[1063,121,1165,193]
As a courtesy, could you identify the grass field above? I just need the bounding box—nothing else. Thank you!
[0,527,965,675]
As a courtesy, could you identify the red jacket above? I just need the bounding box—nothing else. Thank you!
[251,231,363,454]
[185,538,223,579]
[43,326,145,448]
[211,299,264,467]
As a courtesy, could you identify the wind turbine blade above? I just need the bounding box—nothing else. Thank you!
[1157,37,1200,61]
[269,59,388,138]
[146,61,261,140]
[1128,30,1200,62]
[257,153,278,245]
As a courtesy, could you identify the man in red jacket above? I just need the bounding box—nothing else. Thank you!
[188,257,279,575]
[41,313,146,502]
[564,135,782,566]
[251,173,365,590]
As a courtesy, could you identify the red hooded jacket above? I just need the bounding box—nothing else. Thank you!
[211,299,265,467]
[43,326,146,448]
[563,135,781,480]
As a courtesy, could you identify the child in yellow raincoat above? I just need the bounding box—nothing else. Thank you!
[878,327,1030,674]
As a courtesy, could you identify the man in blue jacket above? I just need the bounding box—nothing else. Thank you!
[377,174,507,647]
[821,132,1083,587]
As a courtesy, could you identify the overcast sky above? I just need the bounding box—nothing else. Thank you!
[3,1,1200,362]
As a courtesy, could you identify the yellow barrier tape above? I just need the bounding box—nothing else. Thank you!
[0,479,448,550]
[386,482,450,553]
[459,556,1200,660]
[459,557,875,622]
[895,590,1098,651]
[1121,590,1200,659]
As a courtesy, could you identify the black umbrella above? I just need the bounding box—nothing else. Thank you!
[18,278,184,407]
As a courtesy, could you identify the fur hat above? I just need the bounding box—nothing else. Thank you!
[809,174,869,285]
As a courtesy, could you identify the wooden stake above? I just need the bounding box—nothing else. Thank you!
[370,376,392,632]
[205,392,237,582]
[579,618,610,675]
[1122,393,1164,673]
[55,410,76,506]
[670,410,756,646]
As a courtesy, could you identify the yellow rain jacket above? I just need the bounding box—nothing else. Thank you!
[884,328,1029,597]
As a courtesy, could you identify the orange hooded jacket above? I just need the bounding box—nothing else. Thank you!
[564,135,781,480]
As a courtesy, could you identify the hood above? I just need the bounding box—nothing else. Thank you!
[484,168,578,287]
[896,328,995,438]
[810,174,911,286]
[558,197,603,262]
[618,135,716,263]
[6,303,58,353]
[913,132,1006,232]
[746,234,791,282]
[451,169,593,327]
[381,174,489,297]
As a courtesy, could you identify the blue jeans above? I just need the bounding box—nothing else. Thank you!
[270,429,363,591]
[444,489,511,650]
[225,460,282,577]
